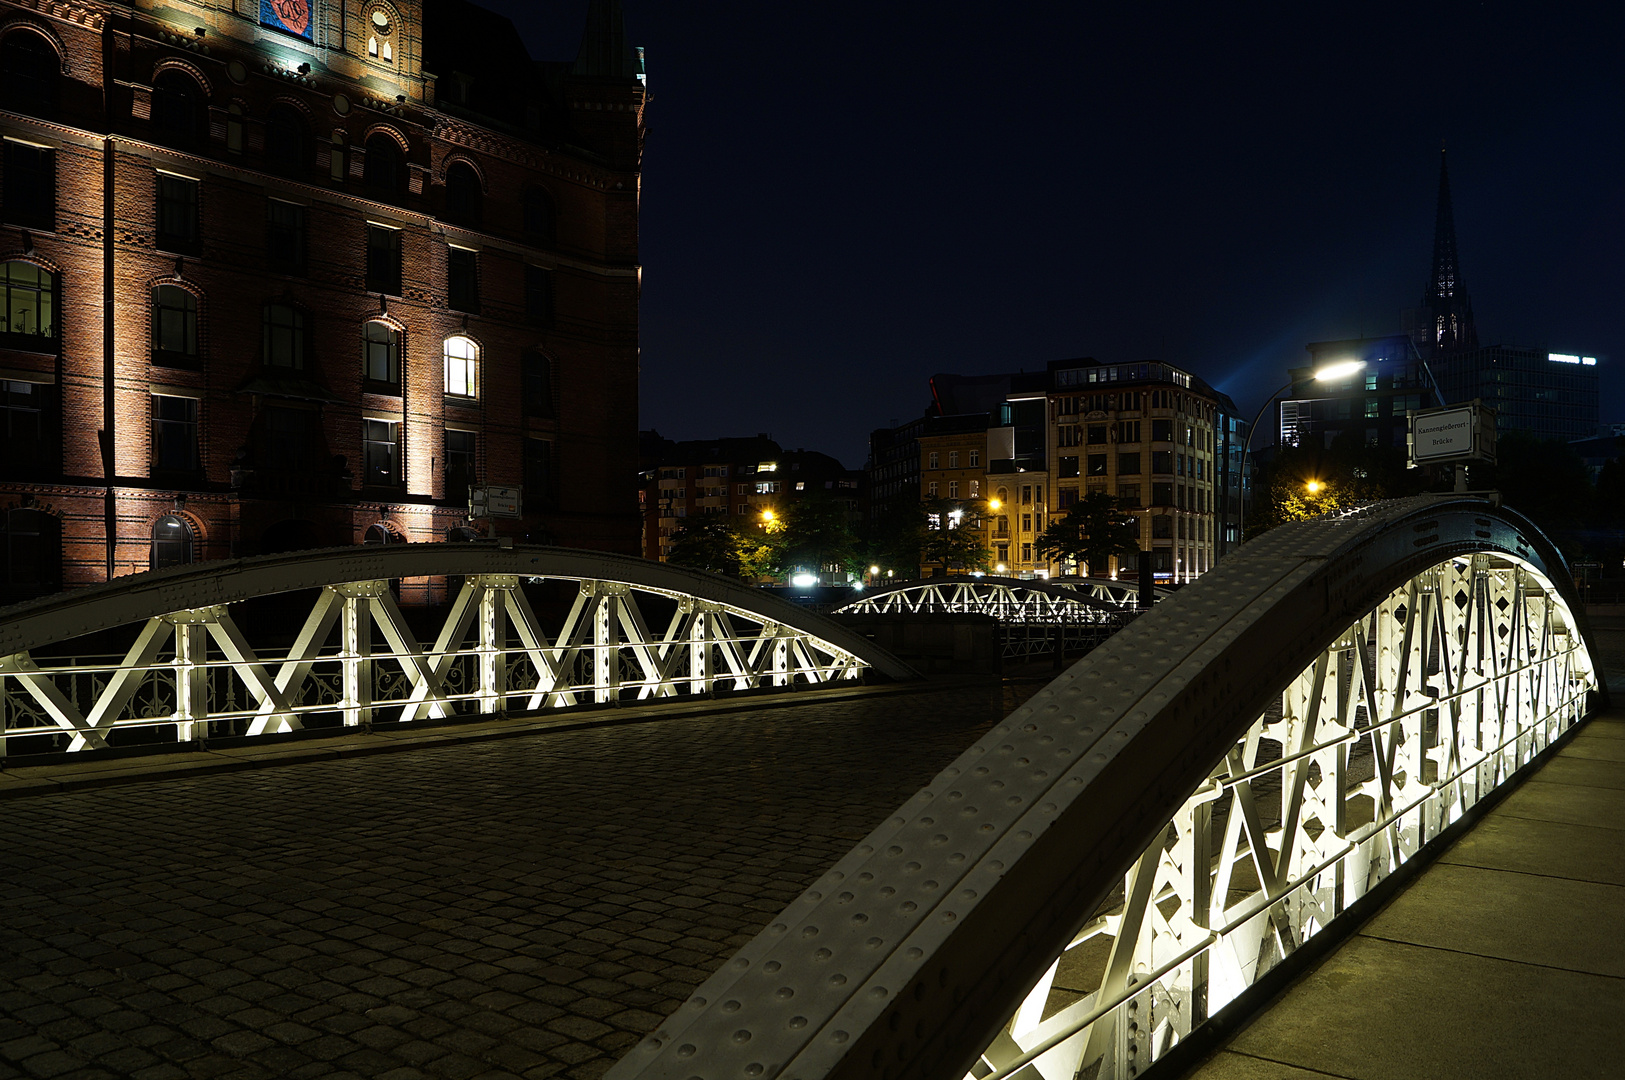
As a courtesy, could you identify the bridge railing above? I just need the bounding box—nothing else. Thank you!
[0,546,914,757]
[607,497,1605,1080]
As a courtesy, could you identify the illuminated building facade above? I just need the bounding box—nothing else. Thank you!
[0,0,645,603]
[638,433,861,563]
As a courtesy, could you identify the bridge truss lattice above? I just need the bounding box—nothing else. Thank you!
[610,497,1604,1080]
[0,546,911,755]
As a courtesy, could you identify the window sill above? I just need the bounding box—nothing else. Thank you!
[443,395,480,408]
[363,382,402,398]
[0,336,59,355]
[151,353,203,372]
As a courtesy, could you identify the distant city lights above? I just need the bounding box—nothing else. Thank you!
[1548,353,1598,366]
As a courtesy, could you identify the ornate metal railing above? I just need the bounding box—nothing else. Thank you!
[0,546,914,756]
[609,497,1604,1080]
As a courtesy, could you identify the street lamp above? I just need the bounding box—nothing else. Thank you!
[1305,479,1323,494]
[1234,360,1366,544]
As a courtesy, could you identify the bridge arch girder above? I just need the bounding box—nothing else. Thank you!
[836,576,1133,622]
[608,497,1603,1080]
[0,545,914,752]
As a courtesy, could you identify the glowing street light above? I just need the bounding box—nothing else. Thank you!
[989,498,1002,511]
[1305,480,1323,494]
[1236,360,1368,542]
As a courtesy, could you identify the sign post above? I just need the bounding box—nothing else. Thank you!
[1408,400,1497,492]
[467,486,523,539]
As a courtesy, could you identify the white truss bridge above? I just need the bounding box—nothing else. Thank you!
[609,496,1606,1080]
[835,577,1169,624]
[0,546,915,755]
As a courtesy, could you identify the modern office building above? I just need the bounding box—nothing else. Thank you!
[1281,150,1600,452]
[0,0,645,604]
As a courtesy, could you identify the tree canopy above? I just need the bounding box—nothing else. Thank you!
[1035,490,1140,576]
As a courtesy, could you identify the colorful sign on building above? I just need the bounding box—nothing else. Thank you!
[261,0,314,41]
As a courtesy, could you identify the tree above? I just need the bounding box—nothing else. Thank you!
[1247,433,1427,539]
[1035,490,1140,576]
[666,518,745,576]
[776,495,858,578]
[919,497,992,575]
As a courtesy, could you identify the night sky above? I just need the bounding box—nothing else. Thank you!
[480,1,1625,469]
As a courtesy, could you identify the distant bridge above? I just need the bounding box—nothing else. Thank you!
[835,576,1170,623]
[0,545,914,755]
[609,496,1604,1080]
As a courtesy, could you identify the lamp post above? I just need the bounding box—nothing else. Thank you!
[1234,360,1366,546]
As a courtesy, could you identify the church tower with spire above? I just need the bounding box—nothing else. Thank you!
[1416,147,1479,356]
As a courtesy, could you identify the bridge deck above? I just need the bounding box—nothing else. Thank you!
[1184,703,1625,1080]
[0,681,1002,1080]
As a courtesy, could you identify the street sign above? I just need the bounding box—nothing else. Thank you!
[1409,401,1497,467]
[468,486,523,519]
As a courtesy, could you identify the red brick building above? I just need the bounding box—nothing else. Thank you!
[0,0,644,604]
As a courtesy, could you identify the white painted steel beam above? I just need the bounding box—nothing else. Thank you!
[608,496,1604,1080]
[0,546,913,753]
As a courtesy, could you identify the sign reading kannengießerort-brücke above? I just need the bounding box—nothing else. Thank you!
[1409,402,1497,466]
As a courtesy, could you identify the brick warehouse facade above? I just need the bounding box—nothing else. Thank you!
[0,0,645,604]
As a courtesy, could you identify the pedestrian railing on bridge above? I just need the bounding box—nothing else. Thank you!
[0,546,915,756]
[610,496,1604,1080]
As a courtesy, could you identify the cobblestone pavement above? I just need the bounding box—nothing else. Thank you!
[0,682,1003,1080]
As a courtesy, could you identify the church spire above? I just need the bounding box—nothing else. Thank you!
[1423,145,1477,353]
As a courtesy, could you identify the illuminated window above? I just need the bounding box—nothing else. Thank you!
[266,199,305,275]
[150,396,198,473]
[969,480,979,497]
[363,133,403,197]
[369,10,394,62]
[151,285,198,367]
[445,162,482,226]
[448,246,480,313]
[152,70,202,148]
[365,224,401,295]
[265,104,307,174]
[362,418,400,486]
[525,266,554,327]
[263,302,305,369]
[3,140,54,231]
[0,261,55,342]
[443,335,478,398]
[522,352,552,416]
[445,429,476,502]
[363,320,399,388]
[1,31,61,118]
[155,174,199,253]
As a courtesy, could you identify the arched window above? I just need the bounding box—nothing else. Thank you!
[151,514,194,569]
[363,522,402,544]
[445,162,481,226]
[151,285,198,366]
[1,30,60,117]
[152,70,203,148]
[265,104,307,174]
[443,335,478,399]
[363,133,403,197]
[523,186,555,246]
[0,261,55,344]
[369,9,395,62]
[363,320,400,389]
[263,302,305,369]
[0,507,60,602]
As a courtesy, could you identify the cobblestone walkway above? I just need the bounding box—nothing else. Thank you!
[0,682,1002,1080]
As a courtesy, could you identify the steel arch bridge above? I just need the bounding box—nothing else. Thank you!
[835,577,1162,623]
[0,545,915,755]
[609,496,1605,1080]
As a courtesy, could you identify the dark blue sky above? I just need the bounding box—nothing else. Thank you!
[481,1,1625,469]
